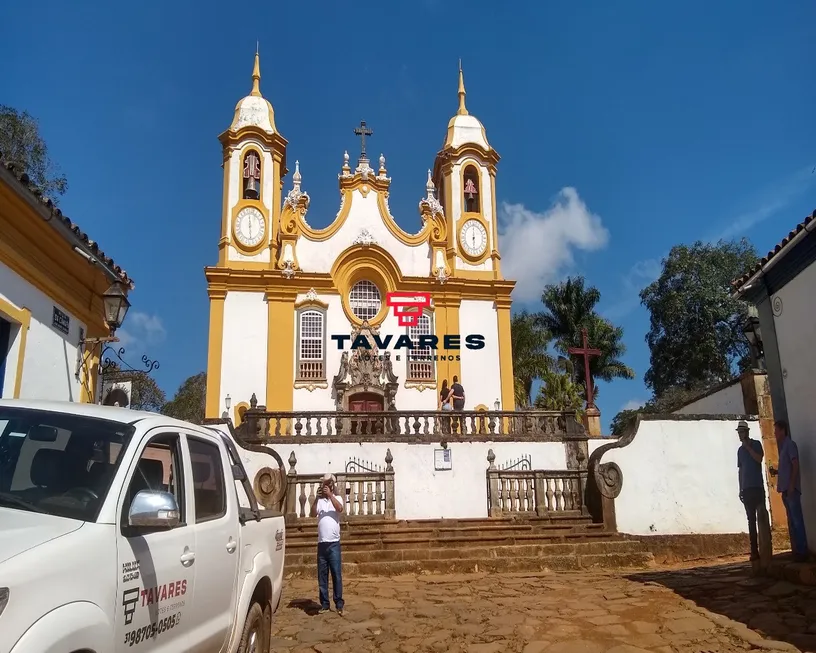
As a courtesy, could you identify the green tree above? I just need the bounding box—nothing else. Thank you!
[640,239,759,397]
[534,359,584,414]
[609,386,714,437]
[101,365,166,412]
[0,105,68,202]
[162,373,207,424]
[539,276,635,400]
[511,311,553,408]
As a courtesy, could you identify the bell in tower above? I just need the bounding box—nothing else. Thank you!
[243,150,261,200]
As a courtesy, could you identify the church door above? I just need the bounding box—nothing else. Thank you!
[347,393,384,434]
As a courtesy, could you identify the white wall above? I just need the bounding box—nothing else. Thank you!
[459,299,501,409]
[673,381,746,415]
[588,419,769,535]
[772,261,816,552]
[220,291,268,409]
[0,260,85,401]
[275,440,567,520]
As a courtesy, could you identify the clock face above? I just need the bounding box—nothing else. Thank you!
[234,207,266,248]
[460,219,488,257]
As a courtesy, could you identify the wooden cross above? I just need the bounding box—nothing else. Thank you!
[353,120,373,160]
[567,328,601,409]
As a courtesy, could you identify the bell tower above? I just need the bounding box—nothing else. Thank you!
[217,51,288,268]
[432,63,501,279]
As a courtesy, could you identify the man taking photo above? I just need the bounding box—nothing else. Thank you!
[309,473,345,615]
[736,420,766,565]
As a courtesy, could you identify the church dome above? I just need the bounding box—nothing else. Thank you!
[443,65,491,151]
[228,52,278,134]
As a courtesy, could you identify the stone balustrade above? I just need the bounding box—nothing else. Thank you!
[284,450,396,523]
[486,448,590,518]
[239,403,584,442]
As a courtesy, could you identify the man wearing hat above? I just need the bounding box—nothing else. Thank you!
[309,472,345,614]
[736,420,766,563]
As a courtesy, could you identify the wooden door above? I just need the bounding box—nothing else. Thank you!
[348,394,384,434]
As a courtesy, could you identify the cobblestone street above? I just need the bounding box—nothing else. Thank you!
[271,558,813,653]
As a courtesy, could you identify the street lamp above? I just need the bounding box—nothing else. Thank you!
[225,394,232,411]
[102,282,131,334]
[742,308,765,370]
[494,398,501,411]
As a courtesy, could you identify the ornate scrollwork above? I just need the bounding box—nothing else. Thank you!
[772,296,783,316]
[100,346,160,376]
[594,461,623,499]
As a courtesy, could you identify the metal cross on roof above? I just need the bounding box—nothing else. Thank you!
[567,328,602,409]
[353,120,373,161]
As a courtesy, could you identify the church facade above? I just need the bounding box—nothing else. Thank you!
[204,54,516,421]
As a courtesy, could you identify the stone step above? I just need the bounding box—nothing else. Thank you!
[284,529,617,552]
[284,539,645,566]
[284,551,656,577]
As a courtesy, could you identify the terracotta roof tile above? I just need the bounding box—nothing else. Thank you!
[0,153,134,289]
[731,209,816,292]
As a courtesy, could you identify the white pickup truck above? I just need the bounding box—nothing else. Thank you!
[0,399,287,653]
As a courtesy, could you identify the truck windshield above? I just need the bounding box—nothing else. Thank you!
[0,407,135,522]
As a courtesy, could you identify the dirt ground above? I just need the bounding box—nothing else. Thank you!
[270,556,814,652]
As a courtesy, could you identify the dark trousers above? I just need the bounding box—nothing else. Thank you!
[742,486,765,559]
[782,490,809,560]
[317,541,344,610]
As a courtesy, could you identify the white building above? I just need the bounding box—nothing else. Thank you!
[0,155,134,403]
[732,209,816,553]
[205,55,516,421]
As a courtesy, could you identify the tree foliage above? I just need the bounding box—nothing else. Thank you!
[0,105,68,202]
[539,276,635,398]
[640,239,759,397]
[101,364,166,413]
[609,386,719,437]
[162,373,207,425]
[511,311,553,408]
[534,364,584,414]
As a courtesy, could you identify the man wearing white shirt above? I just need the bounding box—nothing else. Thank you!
[309,472,345,614]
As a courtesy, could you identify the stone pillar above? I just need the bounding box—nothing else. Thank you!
[583,406,601,437]
[740,369,787,532]
[285,451,298,523]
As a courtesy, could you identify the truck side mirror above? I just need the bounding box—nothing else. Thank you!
[128,490,180,529]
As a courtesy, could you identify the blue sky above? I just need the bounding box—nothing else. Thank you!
[2,1,815,428]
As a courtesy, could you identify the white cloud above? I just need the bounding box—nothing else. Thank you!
[499,188,610,304]
[117,311,166,350]
[621,399,646,411]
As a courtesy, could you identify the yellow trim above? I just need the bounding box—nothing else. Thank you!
[405,380,438,391]
[0,297,30,398]
[474,403,488,412]
[294,296,329,311]
[490,173,502,278]
[217,151,233,266]
[496,299,516,412]
[330,245,401,327]
[434,295,461,383]
[266,290,295,411]
[205,290,226,418]
[234,401,249,427]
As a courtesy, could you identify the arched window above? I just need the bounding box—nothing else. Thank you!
[463,165,480,213]
[242,150,262,200]
[407,311,435,381]
[349,280,381,322]
[297,309,325,381]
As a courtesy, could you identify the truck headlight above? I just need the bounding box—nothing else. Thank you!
[0,588,8,617]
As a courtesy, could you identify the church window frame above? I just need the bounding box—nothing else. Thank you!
[242,148,262,201]
[348,280,382,323]
[462,164,481,214]
[296,307,326,382]
[406,310,436,382]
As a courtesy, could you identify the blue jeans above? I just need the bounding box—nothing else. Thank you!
[782,490,809,560]
[317,541,343,610]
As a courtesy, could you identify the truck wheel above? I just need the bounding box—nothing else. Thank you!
[238,602,269,653]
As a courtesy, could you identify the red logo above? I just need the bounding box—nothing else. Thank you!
[386,292,431,327]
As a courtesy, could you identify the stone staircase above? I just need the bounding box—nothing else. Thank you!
[283,515,654,576]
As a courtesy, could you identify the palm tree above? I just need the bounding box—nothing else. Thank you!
[510,311,553,408]
[535,362,584,415]
[539,277,634,401]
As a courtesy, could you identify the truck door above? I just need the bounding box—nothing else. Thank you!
[183,432,241,652]
[115,431,196,652]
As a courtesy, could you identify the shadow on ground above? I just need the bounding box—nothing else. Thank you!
[627,556,816,652]
[287,598,322,616]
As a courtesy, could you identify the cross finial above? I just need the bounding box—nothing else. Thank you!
[457,60,468,116]
[567,328,602,409]
[353,120,373,162]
